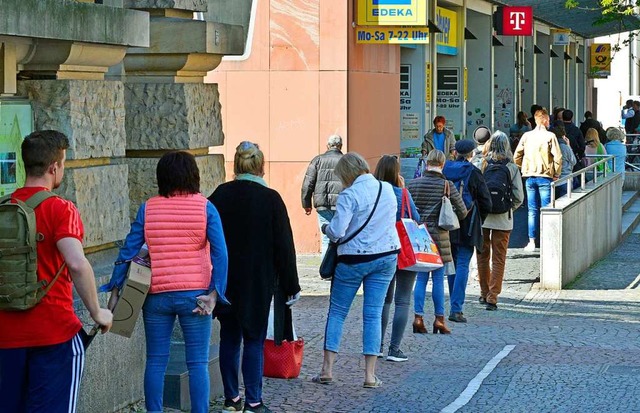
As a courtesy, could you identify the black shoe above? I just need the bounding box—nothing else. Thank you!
[486,303,498,311]
[244,402,272,413]
[479,297,487,304]
[223,397,243,412]
[448,312,467,323]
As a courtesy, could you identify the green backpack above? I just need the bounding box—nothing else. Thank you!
[0,191,66,311]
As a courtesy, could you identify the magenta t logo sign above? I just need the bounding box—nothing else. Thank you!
[509,11,526,30]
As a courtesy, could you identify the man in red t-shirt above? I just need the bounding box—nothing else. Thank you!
[0,130,113,413]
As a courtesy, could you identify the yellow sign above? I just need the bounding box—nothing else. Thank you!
[356,26,429,44]
[436,7,457,55]
[425,63,431,103]
[464,67,468,101]
[357,0,427,26]
[590,43,611,78]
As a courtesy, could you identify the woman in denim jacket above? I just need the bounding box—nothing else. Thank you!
[314,152,399,389]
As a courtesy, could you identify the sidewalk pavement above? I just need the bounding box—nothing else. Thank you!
[127,234,640,413]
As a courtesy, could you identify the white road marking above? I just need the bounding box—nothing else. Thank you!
[441,344,516,413]
[625,273,640,289]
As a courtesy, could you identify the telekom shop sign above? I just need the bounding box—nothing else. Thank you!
[494,6,533,36]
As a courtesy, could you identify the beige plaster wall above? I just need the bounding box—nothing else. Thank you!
[206,0,399,252]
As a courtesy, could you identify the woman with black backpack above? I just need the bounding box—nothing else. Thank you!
[477,132,524,311]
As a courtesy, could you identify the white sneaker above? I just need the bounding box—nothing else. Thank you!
[524,241,536,252]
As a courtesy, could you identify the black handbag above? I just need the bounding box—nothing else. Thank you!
[319,182,382,279]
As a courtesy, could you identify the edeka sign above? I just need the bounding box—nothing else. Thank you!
[357,0,427,26]
[436,7,457,55]
[356,26,429,44]
[590,43,611,78]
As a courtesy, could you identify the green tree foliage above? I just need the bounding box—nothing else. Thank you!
[565,0,640,66]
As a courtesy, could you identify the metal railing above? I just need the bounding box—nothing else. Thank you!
[549,155,616,207]
[624,133,640,171]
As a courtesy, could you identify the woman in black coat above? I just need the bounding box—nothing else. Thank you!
[208,141,301,413]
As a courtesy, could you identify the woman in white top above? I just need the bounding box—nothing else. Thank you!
[314,152,399,389]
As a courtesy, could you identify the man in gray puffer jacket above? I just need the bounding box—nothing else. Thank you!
[301,134,344,256]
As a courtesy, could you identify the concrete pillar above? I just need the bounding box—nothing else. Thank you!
[536,31,551,109]
[568,43,577,116]
[551,44,565,110]
[522,33,536,113]
[493,34,516,134]
[578,44,587,116]
[465,9,492,137]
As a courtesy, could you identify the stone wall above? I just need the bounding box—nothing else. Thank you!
[19,80,126,159]
[124,83,224,150]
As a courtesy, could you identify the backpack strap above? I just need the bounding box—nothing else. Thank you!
[35,263,67,301]
[24,191,58,209]
[23,190,65,300]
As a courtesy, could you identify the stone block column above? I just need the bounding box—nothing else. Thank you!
[16,79,139,413]
[17,80,130,249]
[122,82,225,216]
[118,1,245,410]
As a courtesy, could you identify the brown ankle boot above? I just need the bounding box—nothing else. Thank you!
[433,316,451,334]
[412,315,428,334]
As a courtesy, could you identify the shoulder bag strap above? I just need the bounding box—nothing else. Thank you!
[338,181,382,245]
[400,188,410,220]
[423,179,448,217]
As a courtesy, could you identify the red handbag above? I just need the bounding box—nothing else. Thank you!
[263,338,304,379]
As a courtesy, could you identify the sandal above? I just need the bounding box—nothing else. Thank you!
[311,375,333,385]
[363,376,382,389]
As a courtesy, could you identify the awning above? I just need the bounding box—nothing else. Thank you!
[492,0,640,39]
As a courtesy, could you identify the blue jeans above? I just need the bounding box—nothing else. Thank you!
[317,209,335,257]
[414,266,446,317]
[142,292,212,413]
[324,254,397,355]
[525,176,552,239]
[448,244,475,315]
[381,269,417,352]
[217,312,268,405]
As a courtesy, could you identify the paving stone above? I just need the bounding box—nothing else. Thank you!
[114,233,640,413]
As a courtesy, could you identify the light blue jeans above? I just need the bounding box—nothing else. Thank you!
[381,269,417,352]
[324,254,397,355]
[448,244,475,315]
[317,209,335,257]
[414,267,446,317]
[525,176,552,240]
[142,291,212,413]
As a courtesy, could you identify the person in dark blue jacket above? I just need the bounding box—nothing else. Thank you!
[443,140,492,323]
[374,155,420,362]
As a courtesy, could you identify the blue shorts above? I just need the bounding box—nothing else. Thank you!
[0,332,85,413]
